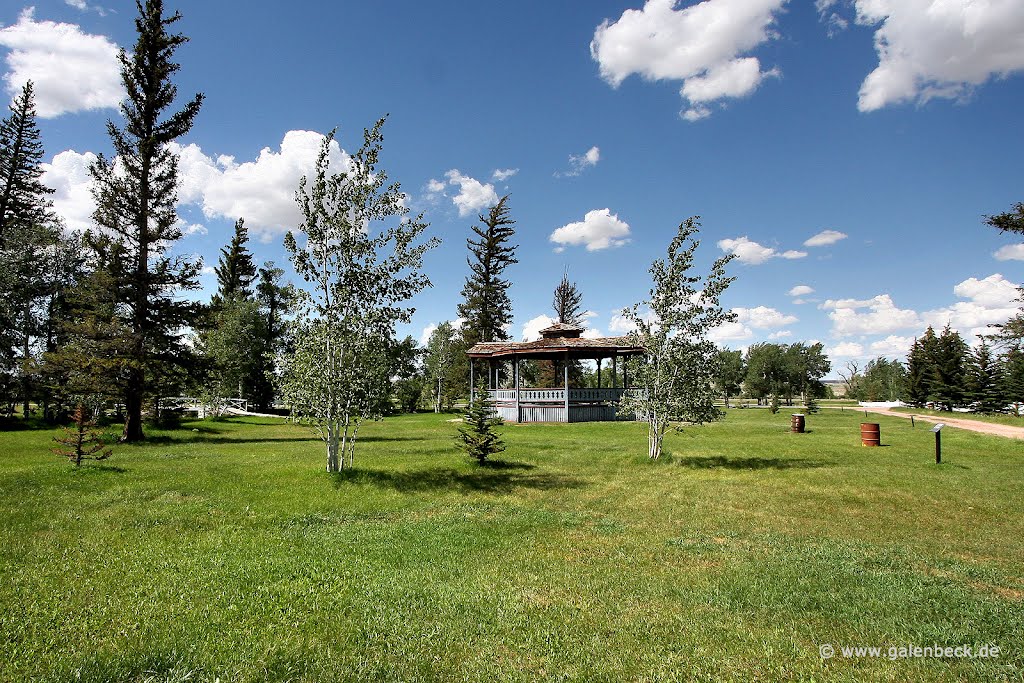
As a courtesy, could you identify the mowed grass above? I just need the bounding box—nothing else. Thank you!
[0,409,1021,682]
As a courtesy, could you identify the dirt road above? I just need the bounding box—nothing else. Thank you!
[851,405,1024,441]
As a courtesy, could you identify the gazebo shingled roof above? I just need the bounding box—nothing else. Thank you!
[467,322,644,360]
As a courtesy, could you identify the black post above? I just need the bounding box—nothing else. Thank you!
[911,415,915,428]
[935,430,941,464]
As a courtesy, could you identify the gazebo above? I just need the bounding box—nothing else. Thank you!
[466,322,645,423]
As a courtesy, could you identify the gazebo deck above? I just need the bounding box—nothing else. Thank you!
[488,387,643,423]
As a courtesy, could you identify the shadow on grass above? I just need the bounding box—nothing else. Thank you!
[671,455,827,470]
[333,462,585,494]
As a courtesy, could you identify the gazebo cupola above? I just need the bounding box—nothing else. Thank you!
[539,322,584,339]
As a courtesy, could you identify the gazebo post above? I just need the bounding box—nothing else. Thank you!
[563,351,570,422]
[613,354,618,389]
[624,362,629,390]
[469,359,475,405]
[597,357,602,389]
[514,356,520,423]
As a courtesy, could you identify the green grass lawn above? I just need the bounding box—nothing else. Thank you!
[1,409,1021,682]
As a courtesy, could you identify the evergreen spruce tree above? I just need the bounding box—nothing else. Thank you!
[250,262,292,411]
[87,0,204,441]
[213,218,257,302]
[457,196,518,345]
[905,327,938,407]
[929,325,969,411]
[967,340,1006,414]
[51,404,112,467]
[0,81,52,245]
[1003,347,1024,417]
[456,378,504,464]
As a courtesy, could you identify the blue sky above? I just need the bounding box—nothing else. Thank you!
[2,0,1024,371]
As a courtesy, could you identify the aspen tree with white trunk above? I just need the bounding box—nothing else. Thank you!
[620,217,736,460]
[281,118,438,472]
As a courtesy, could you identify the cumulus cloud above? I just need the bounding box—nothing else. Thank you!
[735,305,797,328]
[717,236,807,264]
[768,330,793,340]
[828,341,865,358]
[855,0,1024,112]
[170,130,352,238]
[707,320,754,343]
[590,0,786,120]
[443,169,499,217]
[558,146,600,177]
[788,284,814,297]
[821,294,922,336]
[803,229,847,247]
[869,335,914,358]
[923,273,1021,335]
[994,243,1024,261]
[816,0,850,35]
[424,178,446,194]
[40,149,97,231]
[522,314,556,341]
[550,208,631,252]
[0,8,122,117]
[492,168,518,181]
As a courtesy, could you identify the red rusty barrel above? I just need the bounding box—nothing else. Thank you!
[861,422,880,447]
[791,414,805,433]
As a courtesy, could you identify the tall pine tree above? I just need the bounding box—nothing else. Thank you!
[552,272,584,325]
[457,196,518,344]
[0,81,52,245]
[905,327,938,407]
[88,0,204,441]
[967,339,1005,414]
[214,218,257,302]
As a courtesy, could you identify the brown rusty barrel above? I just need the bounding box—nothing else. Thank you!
[861,422,880,446]
[791,414,805,433]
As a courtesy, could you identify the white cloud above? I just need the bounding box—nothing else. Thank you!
[828,341,865,358]
[170,130,352,238]
[994,243,1024,261]
[717,236,807,264]
[419,323,438,347]
[855,0,1024,112]
[803,229,847,247]
[522,314,556,341]
[443,169,499,217]
[821,294,922,336]
[549,208,631,252]
[590,0,787,120]
[40,149,97,231]
[425,178,446,194]
[0,8,122,117]
[608,313,636,334]
[492,168,518,181]
[708,320,754,344]
[923,273,1021,335]
[788,284,814,297]
[734,305,797,328]
[559,146,600,177]
[816,0,850,35]
[869,335,914,358]
[768,330,793,340]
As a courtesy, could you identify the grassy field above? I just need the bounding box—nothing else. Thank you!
[1,409,1021,682]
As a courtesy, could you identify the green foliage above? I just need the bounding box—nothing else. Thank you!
[423,321,461,412]
[552,272,584,325]
[984,201,1024,235]
[213,218,258,303]
[86,0,204,441]
[0,81,53,243]
[198,297,265,411]
[715,348,745,406]
[50,404,111,467]
[281,118,438,471]
[967,340,1006,414]
[455,379,504,464]
[620,216,735,459]
[457,196,518,345]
